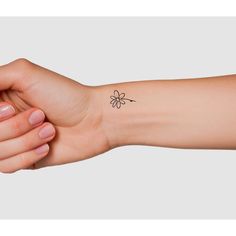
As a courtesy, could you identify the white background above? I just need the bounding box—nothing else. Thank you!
[1,0,236,231]
[1,0,236,233]
[0,17,236,219]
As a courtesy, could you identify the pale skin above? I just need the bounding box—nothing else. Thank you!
[0,58,235,173]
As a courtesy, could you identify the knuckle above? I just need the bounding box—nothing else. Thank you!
[21,136,34,150]
[13,58,32,67]
[19,123,45,150]
[11,119,23,136]
[11,58,34,77]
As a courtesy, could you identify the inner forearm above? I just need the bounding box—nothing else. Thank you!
[94,74,236,149]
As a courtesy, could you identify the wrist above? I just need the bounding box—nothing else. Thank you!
[91,81,163,148]
[94,84,134,148]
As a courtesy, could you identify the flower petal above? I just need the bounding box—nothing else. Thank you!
[114,90,120,98]
[120,100,126,105]
[111,99,116,105]
[116,101,121,109]
[110,96,116,100]
[119,93,125,99]
[112,100,118,108]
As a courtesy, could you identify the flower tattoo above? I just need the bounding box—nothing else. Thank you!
[110,90,136,109]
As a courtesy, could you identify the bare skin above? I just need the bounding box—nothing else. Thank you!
[0,58,236,173]
[98,76,236,149]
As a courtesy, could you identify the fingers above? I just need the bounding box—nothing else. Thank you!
[0,108,45,142]
[0,143,50,174]
[0,102,16,121]
[0,122,56,160]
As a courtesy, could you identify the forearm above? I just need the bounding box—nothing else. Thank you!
[93,74,236,149]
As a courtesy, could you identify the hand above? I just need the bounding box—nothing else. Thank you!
[0,102,56,173]
[0,58,109,170]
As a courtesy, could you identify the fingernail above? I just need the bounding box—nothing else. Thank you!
[34,144,49,155]
[38,124,55,139]
[29,110,45,125]
[0,104,15,118]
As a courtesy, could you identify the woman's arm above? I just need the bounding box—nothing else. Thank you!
[94,74,236,149]
[0,59,235,172]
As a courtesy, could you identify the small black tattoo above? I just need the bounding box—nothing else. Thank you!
[110,90,136,109]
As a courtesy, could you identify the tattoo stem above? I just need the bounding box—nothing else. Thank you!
[123,98,136,102]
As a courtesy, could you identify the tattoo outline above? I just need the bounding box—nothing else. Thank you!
[110,90,136,109]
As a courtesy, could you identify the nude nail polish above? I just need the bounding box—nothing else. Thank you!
[38,124,55,139]
[34,144,49,155]
[0,104,15,118]
[29,110,45,125]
